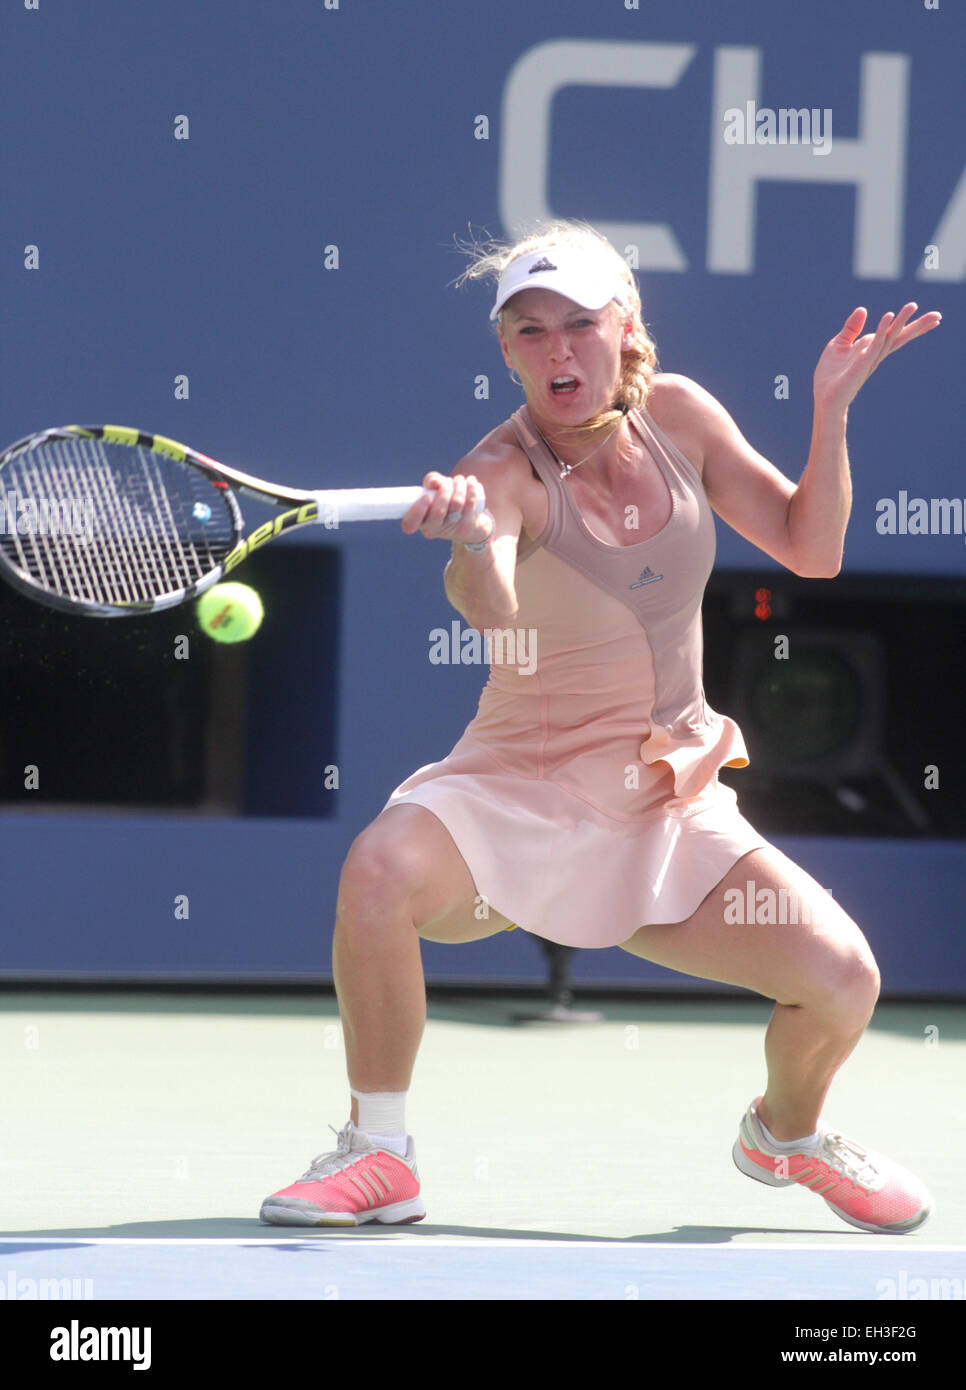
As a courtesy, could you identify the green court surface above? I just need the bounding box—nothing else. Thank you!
[1,989,963,1301]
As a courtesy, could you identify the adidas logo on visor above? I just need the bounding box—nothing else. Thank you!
[528,257,557,274]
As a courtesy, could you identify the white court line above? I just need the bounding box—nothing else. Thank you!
[0,1237,962,1252]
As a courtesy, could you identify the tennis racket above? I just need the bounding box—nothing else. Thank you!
[0,425,483,617]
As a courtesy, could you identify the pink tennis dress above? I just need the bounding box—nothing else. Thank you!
[382,403,770,947]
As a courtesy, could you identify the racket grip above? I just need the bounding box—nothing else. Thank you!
[309,485,486,524]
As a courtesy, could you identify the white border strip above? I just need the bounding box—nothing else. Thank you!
[0,1237,962,1252]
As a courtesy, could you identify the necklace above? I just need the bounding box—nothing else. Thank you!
[537,417,625,479]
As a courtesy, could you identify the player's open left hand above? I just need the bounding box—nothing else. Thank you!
[813,303,942,414]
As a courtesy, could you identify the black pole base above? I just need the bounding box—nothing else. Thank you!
[510,940,604,1024]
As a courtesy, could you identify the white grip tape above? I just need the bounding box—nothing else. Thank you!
[309,485,486,525]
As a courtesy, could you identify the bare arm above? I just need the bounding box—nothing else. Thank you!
[655,374,812,575]
[785,405,851,577]
[679,377,848,579]
[659,303,941,578]
[401,445,528,631]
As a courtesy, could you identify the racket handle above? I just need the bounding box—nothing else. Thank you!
[309,485,486,524]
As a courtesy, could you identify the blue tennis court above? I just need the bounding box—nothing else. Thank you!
[2,990,963,1314]
[2,1235,964,1303]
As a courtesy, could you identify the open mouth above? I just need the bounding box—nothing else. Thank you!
[550,376,579,395]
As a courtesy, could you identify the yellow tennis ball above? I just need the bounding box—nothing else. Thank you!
[196,582,264,643]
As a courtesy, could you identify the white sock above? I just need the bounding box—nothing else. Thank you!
[760,1116,820,1153]
[350,1089,408,1156]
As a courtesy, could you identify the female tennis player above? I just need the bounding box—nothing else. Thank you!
[261,221,941,1233]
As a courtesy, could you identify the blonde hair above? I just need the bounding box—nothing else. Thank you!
[453,219,659,440]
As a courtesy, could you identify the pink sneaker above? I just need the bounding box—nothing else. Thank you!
[260,1123,426,1227]
[733,1097,933,1234]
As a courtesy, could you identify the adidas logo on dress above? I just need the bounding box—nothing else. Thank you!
[630,566,663,589]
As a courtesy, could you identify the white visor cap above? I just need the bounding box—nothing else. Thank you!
[490,249,631,322]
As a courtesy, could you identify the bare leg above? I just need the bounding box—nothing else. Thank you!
[620,845,881,1140]
[332,804,513,1123]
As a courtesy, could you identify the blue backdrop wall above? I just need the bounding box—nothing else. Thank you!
[1,0,963,991]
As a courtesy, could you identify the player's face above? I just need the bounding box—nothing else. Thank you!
[498,288,630,428]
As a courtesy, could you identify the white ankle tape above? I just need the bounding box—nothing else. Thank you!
[350,1088,408,1138]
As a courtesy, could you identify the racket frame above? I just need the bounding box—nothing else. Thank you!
[0,425,326,617]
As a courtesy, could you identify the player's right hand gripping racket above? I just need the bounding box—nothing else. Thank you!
[0,425,485,616]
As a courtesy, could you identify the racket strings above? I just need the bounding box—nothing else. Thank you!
[3,445,87,599]
[94,443,177,604]
[38,439,135,605]
[0,438,237,605]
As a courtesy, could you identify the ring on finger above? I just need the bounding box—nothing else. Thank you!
[445,511,462,526]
